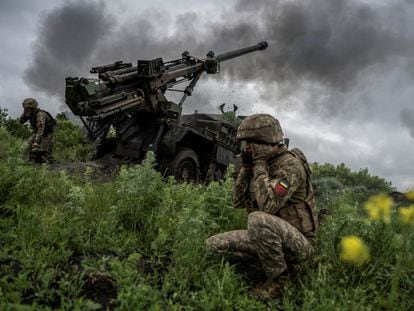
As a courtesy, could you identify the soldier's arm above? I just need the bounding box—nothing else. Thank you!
[19,113,29,124]
[251,158,304,214]
[34,111,47,143]
[233,167,252,209]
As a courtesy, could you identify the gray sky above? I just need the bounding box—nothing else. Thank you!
[0,0,413,190]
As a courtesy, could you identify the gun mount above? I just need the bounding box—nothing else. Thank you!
[65,41,268,182]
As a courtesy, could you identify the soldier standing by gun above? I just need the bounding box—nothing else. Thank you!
[19,98,56,163]
[207,114,318,299]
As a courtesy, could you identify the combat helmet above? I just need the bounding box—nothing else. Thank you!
[236,114,283,144]
[22,98,38,109]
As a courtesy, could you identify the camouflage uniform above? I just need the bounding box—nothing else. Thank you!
[19,98,55,162]
[207,114,318,283]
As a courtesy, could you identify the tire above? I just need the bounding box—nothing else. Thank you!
[214,166,225,181]
[167,148,200,182]
[205,163,226,183]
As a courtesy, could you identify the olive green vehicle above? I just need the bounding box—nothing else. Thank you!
[65,42,268,182]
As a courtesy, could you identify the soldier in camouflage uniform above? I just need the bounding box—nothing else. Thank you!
[19,98,56,163]
[206,114,318,299]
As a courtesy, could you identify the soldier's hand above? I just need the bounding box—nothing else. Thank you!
[240,150,253,168]
[31,143,41,151]
[239,141,253,169]
[251,143,274,163]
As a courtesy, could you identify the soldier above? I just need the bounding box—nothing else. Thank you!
[206,114,318,299]
[19,98,56,163]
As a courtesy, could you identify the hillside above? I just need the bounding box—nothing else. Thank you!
[0,110,413,310]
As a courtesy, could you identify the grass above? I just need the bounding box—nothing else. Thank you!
[0,119,413,310]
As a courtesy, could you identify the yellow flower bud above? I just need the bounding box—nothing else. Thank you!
[398,205,414,225]
[340,235,370,266]
[364,193,393,224]
[405,190,414,201]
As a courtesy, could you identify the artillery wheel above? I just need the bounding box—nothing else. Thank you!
[205,163,226,183]
[167,148,200,182]
[214,166,225,181]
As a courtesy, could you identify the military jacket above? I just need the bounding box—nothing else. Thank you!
[233,145,318,244]
[20,109,55,143]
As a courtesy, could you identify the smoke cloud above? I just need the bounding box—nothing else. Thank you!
[24,0,414,123]
[24,0,113,96]
[246,0,413,84]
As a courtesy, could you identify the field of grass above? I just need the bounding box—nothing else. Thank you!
[0,110,413,310]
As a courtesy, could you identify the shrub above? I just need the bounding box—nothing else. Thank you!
[0,107,32,139]
[312,162,394,205]
[52,118,92,162]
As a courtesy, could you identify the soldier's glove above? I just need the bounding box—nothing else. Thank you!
[31,143,41,152]
[251,143,274,166]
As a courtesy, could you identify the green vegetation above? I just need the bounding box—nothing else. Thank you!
[52,114,92,162]
[0,109,413,310]
[0,107,31,140]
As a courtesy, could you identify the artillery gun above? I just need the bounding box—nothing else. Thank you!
[65,41,268,181]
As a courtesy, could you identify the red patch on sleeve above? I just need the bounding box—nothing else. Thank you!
[274,180,289,197]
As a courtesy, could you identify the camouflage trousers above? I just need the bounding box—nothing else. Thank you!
[206,211,314,280]
[26,133,54,161]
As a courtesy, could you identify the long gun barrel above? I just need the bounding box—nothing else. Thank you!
[214,41,268,62]
[100,42,268,88]
[153,41,268,96]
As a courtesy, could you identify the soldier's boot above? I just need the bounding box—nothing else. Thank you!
[41,154,49,164]
[249,275,289,300]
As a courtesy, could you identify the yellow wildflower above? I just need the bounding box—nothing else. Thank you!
[340,235,370,266]
[364,193,393,224]
[398,205,414,225]
[405,190,414,201]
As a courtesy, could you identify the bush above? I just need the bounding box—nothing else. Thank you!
[0,107,31,139]
[312,162,394,206]
[52,118,92,162]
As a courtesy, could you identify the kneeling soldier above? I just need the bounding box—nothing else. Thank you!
[207,114,318,299]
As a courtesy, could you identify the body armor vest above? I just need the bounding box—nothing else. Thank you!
[29,110,56,134]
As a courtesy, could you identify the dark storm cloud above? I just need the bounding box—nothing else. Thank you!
[136,0,412,92]
[218,0,414,116]
[25,0,414,105]
[400,108,414,139]
[24,0,113,96]
[244,0,413,86]
[94,11,201,62]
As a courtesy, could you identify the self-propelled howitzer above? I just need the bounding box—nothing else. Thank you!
[65,41,268,181]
